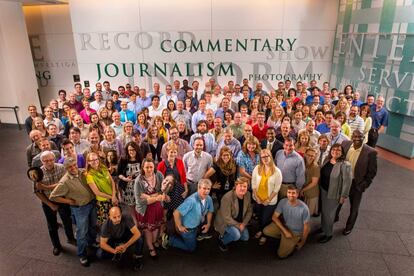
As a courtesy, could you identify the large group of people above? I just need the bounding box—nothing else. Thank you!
[25,78,382,270]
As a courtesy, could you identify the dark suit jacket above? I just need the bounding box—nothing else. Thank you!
[260,139,283,159]
[342,141,377,192]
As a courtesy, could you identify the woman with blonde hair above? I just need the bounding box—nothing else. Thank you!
[152,116,168,142]
[161,108,176,130]
[301,148,320,216]
[251,149,282,245]
[144,124,165,163]
[32,117,48,137]
[99,108,113,126]
[334,97,350,116]
[295,131,311,157]
[360,105,372,144]
[85,152,118,226]
[267,104,285,129]
[100,126,123,158]
[118,121,135,149]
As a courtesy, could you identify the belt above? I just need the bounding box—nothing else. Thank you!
[282,182,295,185]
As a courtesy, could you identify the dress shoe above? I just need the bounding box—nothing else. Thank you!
[318,235,332,243]
[52,247,61,256]
[342,229,352,236]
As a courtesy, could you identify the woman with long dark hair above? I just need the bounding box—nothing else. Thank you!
[118,141,143,225]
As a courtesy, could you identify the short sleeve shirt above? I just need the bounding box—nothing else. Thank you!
[275,198,310,235]
[101,215,134,240]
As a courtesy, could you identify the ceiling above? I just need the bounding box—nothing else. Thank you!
[1,0,68,5]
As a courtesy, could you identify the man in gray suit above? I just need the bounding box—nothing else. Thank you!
[338,130,377,235]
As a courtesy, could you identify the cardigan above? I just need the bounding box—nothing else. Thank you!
[320,159,352,200]
[157,158,187,185]
[134,171,164,216]
[251,165,282,205]
[214,190,253,235]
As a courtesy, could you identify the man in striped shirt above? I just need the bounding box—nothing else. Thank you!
[347,105,365,134]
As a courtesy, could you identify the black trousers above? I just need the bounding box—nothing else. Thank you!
[41,203,74,248]
[335,185,364,231]
[367,128,379,148]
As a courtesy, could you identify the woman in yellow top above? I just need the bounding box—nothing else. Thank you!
[86,152,118,225]
[335,111,352,138]
[251,149,282,245]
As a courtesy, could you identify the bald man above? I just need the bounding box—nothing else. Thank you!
[98,207,143,271]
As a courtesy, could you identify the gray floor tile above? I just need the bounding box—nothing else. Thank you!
[382,254,414,276]
[347,229,410,255]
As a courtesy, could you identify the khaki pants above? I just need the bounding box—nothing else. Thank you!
[263,222,301,258]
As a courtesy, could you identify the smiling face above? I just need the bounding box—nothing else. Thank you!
[351,130,364,149]
[198,184,211,200]
[330,145,343,160]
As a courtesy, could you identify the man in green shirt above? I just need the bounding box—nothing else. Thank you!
[50,157,97,267]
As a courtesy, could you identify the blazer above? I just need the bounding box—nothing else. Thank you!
[260,139,283,159]
[342,141,378,192]
[321,159,352,200]
[251,165,282,205]
[214,190,253,235]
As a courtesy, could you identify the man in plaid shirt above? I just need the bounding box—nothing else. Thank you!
[36,151,76,256]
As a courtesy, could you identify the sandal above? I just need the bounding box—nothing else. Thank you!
[254,231,263,239]
[149,249,158,260]
[259,236,267,245]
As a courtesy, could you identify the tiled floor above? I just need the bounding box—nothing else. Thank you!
[1,126,413,275]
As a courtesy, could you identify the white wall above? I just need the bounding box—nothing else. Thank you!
[69,0,339,90]
[0,1,40,124]
[23,4,79,105]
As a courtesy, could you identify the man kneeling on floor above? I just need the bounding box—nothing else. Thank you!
[97,206,144,271]
[161,179,214,252]
[263,185,310,258]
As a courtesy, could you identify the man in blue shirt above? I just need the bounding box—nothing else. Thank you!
[161,179,214,252]
[275,138,305,198]
[368,95,388,147]
[263,185,310,259]
[119,101,136,124]
[316,111,334,134]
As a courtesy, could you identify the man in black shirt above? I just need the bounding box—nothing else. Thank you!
[97,207,144,271]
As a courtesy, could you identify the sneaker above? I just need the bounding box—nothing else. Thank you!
[79,257,90,267]
[52,247,61,256]
[218,239,228,252]
[197,233,213,241]
[133,257,143,271]
[161,233,169,249]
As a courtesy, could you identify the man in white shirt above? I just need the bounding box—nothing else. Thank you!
[204,92,218,112]
[160,84,178,107]
[90,91,105,112]
[172,100,192,129]
[211,85,224,106]
[148,95,163,118]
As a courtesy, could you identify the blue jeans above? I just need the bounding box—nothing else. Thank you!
[96,237,144,259]
[221,225,249,245]
[71,201,97,257]
[169,228,197,252]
